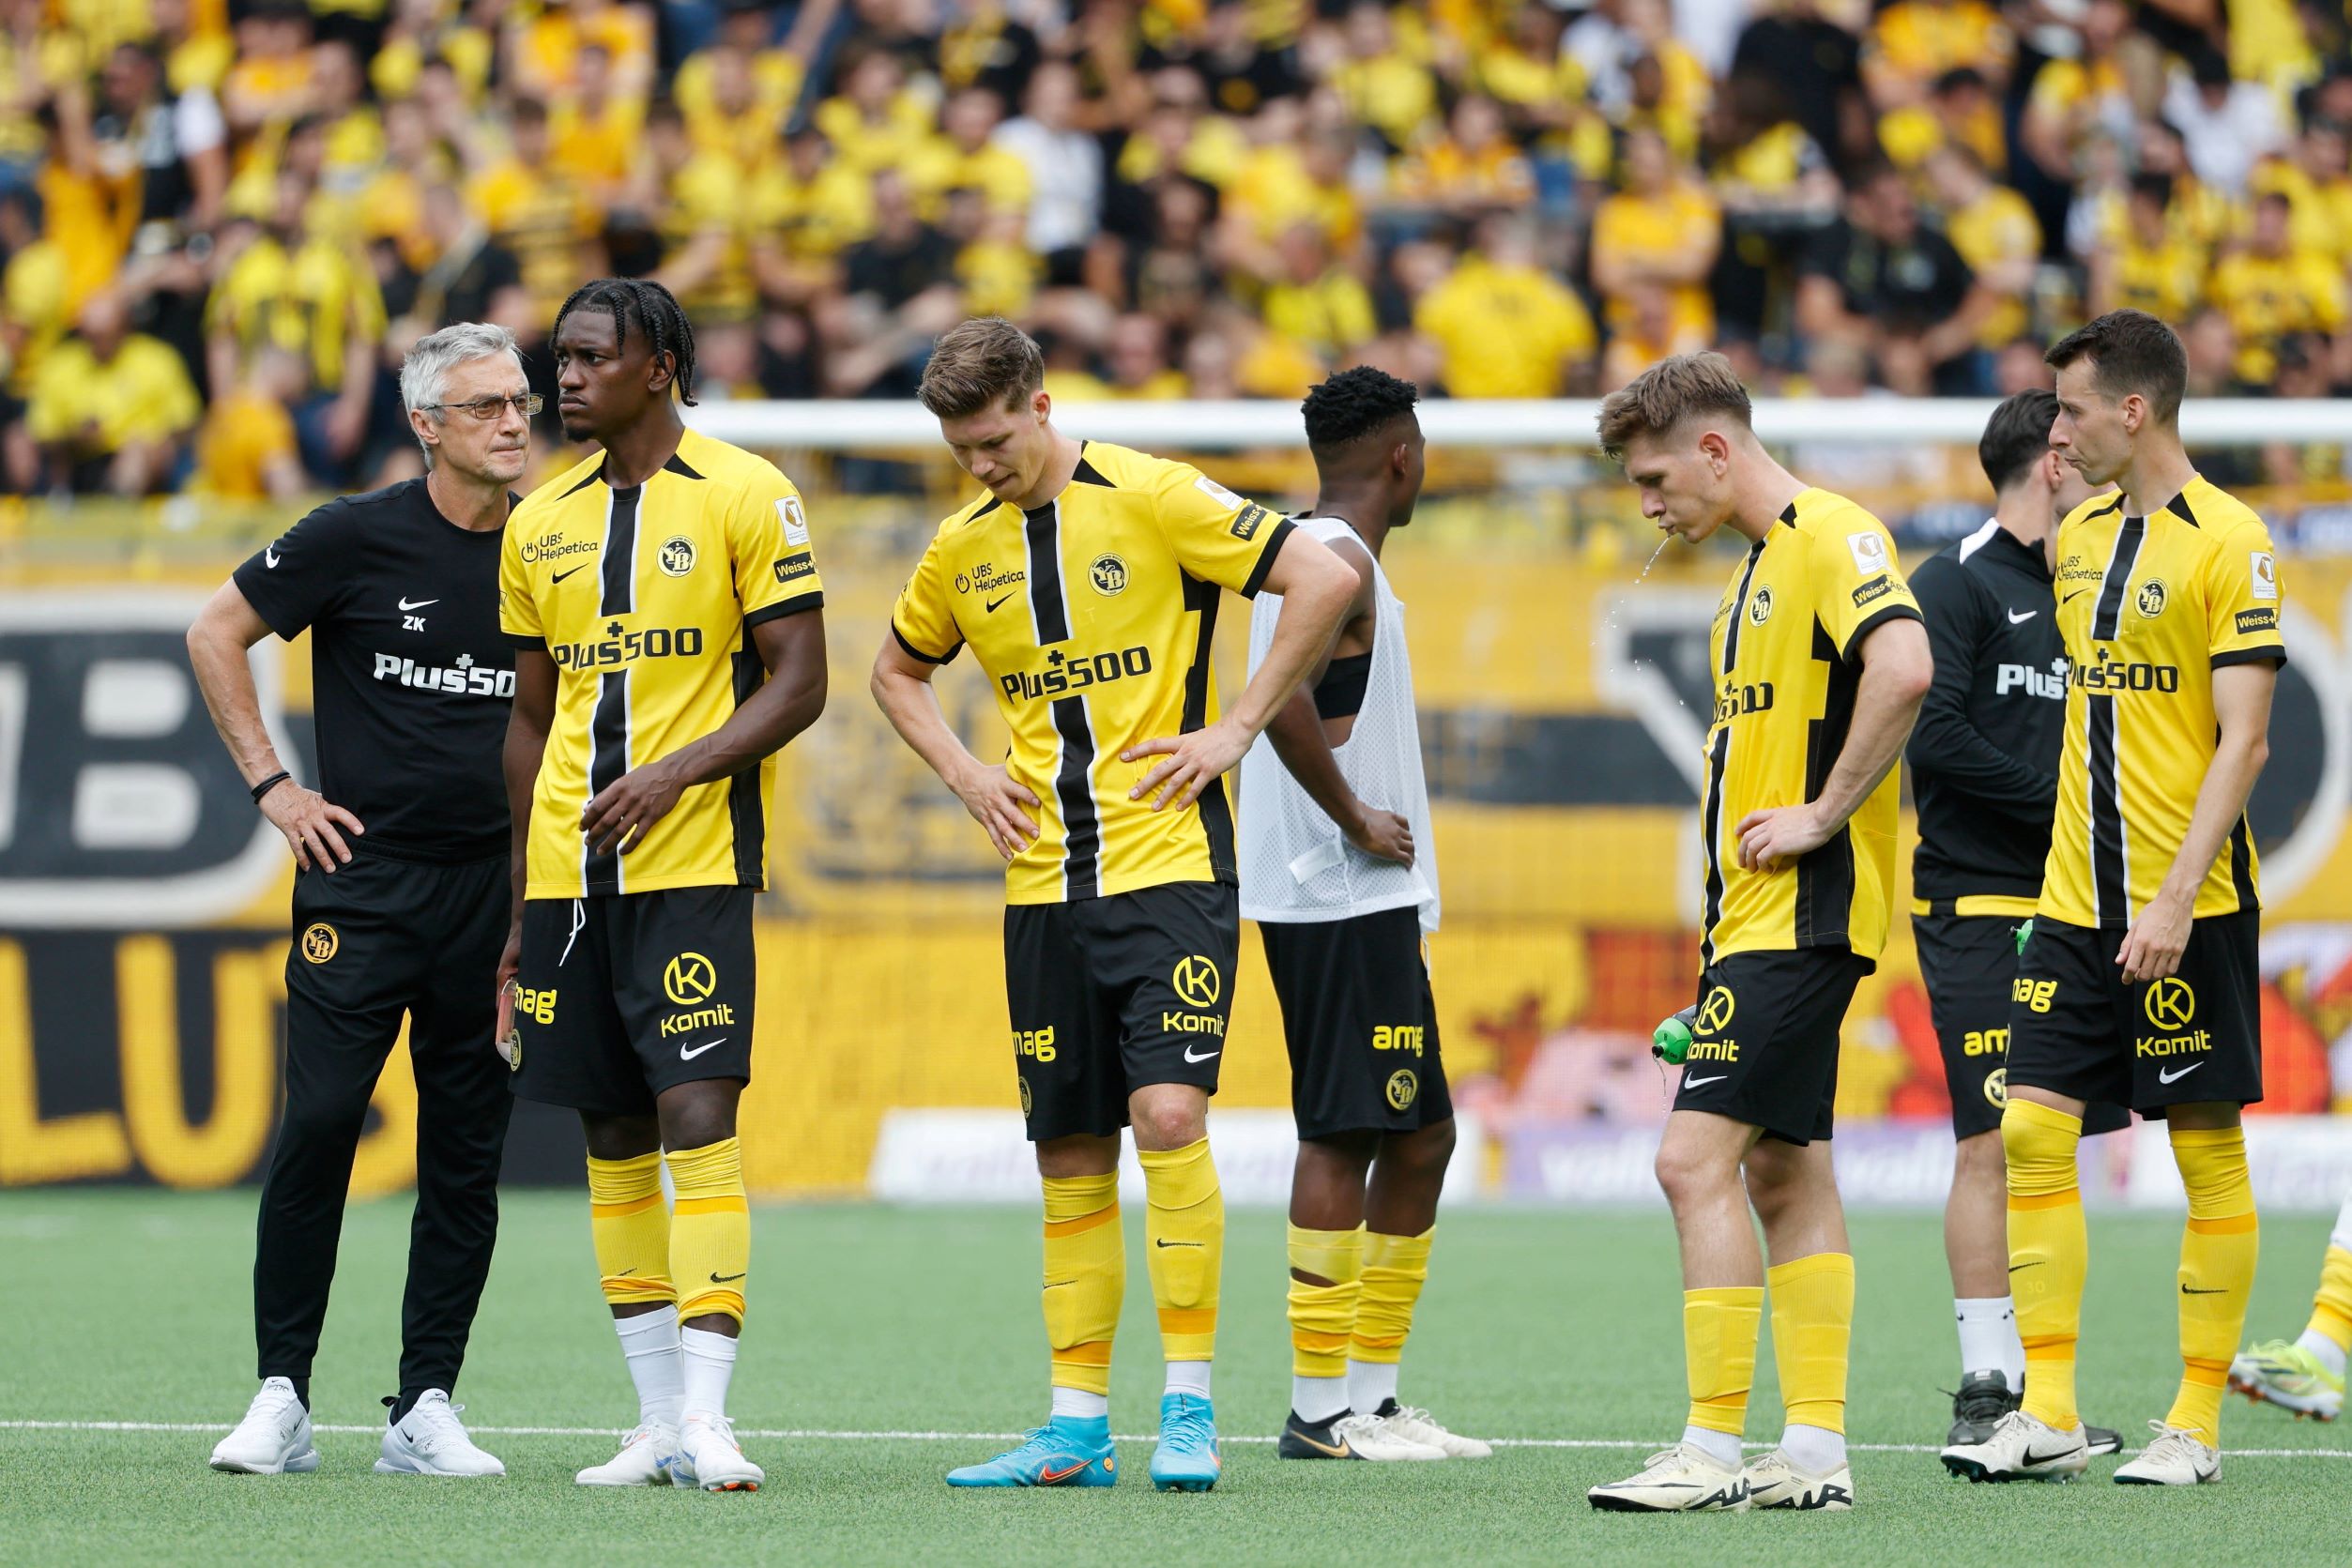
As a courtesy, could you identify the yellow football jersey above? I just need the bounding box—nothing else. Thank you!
[2039,478,2285,930]
[1701,490,1923,966]
[500,427,825,900]
[891,442,1293,906]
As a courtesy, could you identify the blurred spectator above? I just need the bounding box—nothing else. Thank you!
[2251,120,2352,269]
[93,40,224,239]
[995,60,1101,279]
[2207,190,2346,385]
[1412,214,1596,397]
[192,344,305,499]
[1924,145,2040,352]
[909,87,1031,221]
[1797,161,1990,393]
[465,97,600,331]
[1260,221,1375,363]
[1330,1,1436,155]
[1590,127,1718,364]
[1391,94,1535,217]
[2162,47,2285,196]
[2091,172,2207,321]
[15,288,197,493]
[1732,0,1870,174]
[823,167,959,398]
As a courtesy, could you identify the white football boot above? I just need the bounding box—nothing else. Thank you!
[2112,1422,2220,1485]
[208,1377,319,1475]
[1330,1410,1446,1460]
[575,1423,681,1486]
[1741,1448,1855,1510]
[1587,1442,1751,1511]
[1376,1405,1494,1459]
[672,1412,764,1491]
[1940,1408,2089,1482]
[374,1390,506,1477]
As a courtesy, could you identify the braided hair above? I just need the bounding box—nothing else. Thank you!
[551,277,699,406]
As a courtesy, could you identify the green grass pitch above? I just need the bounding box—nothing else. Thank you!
[4,1191,2346,1566]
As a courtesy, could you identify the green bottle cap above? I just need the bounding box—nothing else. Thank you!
[1653,1007,1696,1066]
[2013,917,2034,957]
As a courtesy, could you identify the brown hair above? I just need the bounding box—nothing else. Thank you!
[2045,309,2186,425]
[1595,351,1753,462]
[918,317,1045,418]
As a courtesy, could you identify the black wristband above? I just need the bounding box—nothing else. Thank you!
[251,769,293,804]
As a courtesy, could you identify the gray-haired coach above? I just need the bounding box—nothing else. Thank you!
[188,324,534,1480]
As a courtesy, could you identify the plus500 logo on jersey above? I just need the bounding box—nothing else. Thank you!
[2071,655,2180,693]
[552,626,708,670]
[372,653,516,696]
[1000,645,1154,703]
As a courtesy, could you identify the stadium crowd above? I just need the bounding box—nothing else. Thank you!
[2,0,2349,498]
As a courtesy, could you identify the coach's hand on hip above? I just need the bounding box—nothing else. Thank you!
[580,758,690,855]
[263,780,365,873]
[1735,803,1830,872]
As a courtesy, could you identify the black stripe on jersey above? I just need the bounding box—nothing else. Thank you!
[2227,814,2257,910]
[1181,573,1237,882]
[1024,502,1070,644]
[2091,515,2146,641]
[1050,696,1101,900]
[584,668,630,894]
[664,451,705,480]
[727,647,765,886]
[2168,488,2199,528]
[1795,621,1857,946]
[1699,725,1731,966]
[2086,692,2127,924]
[601,484,641,617]
[558,465,603,499]
[1719,540,1765,674]
[1071,449,1113,487]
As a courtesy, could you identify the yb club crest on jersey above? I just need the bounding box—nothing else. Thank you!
[1747,586,1773,625]
[1090,554,1128,596]
[2136,578,2168,618]
[658,536,696,577]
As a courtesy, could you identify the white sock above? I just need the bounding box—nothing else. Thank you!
[2298,1329,2349,1379]
[1955,1296,2025,1393]
[1682,1424,1743,1467]
[1292,1375,1350,1423]
[1050,1386,1109,1421]
[679,1326,738,1423]
[1348,1359,1399,1414]
[1779,1423,1846,1473]
[1165,1361,1212,1399]
[614,1306,684,1429]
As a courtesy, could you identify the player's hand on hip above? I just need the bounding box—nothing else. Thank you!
[951,762,1041,862]
[581,759,687,856]
[2116,892,2191,983]
[1348,806,1414,867]
[1123,717,1248,813]
[262,784,363,873]
[1735,804,1829,872]
[496,924,522,994]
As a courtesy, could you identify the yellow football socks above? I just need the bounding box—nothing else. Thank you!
[1354,1226,1433,1367]
[1041,1171,1123,1395]
[1768,1252,1855,1436]
[587,1150,674,1306]
[1683,1286,1764,1439]
[2004,1098,2086,1432]
[667,1137,750,1326]
[1141,1139,1223,1363]
[1288,1224,1364,1378]
[2304,1231,2342,1354]
[2166,1124,2258,1444]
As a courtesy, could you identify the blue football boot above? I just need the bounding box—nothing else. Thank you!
[1149,1393,1222,1492]
[945,1415,1118,1488]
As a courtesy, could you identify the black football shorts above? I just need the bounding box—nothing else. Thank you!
[1672,946,1872,1145]
[511,887,756,1116]
[2004,910,2262,1117]
[1260,906,1453,1140]
[1004,880,1237,1142]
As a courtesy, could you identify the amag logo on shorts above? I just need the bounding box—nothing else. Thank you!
[2135,977,2209,1057]
[1371,1025,1425,1056]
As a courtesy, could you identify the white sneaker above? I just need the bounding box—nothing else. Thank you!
[1742,1448,1854,1510]
[1330,1410,1446,1461]
[575,1423,681,1486]
[673,1413,764,1491]
[2113,1421,2220,1485]
[209,1378,319,1475]
[1587,1442,1751,1512]
[1939,1408,2089,1483]
[1378,1405,1493,1459]
[374,1390,506,1477]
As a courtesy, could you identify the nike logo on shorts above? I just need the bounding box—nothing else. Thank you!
[265,546,282,568]
[2157,1060,2205,1085]
[1184,1044,1220,1062]
[397,597,439,612]
[680,1038,728,1060]
[1682,1073,1728,1088]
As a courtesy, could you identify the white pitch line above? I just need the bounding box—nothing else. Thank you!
[3,1421,2347,1459]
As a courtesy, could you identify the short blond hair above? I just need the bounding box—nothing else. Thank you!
[919,317,1044,419]
[1595,352,1754,461]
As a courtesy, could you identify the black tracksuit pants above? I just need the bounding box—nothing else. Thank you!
[253,845,512,1404]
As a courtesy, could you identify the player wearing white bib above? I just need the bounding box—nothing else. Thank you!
[1240,369,1488,1464]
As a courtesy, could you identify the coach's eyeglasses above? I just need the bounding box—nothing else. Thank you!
[423,393,545,420]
